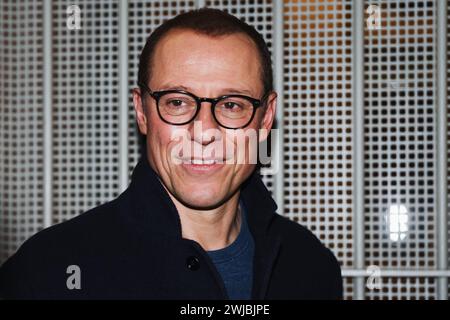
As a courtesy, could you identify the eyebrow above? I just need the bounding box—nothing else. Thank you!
[158,84,255,96]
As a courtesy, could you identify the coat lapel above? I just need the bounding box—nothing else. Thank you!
[126,158,282,299]
[239,169,283,299]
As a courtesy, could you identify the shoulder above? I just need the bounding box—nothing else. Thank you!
[271,214,333,255]
[269,214,343,299]
[0,199,122,299]
[20,199,120,253]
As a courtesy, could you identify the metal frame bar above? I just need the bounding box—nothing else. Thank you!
[119,0,129,191]
[352,0,366,300]
[195,0,206,8]
[436,0,448,300]
[43,0,52,229]
[273,0,285,215]
[342,269,450,277]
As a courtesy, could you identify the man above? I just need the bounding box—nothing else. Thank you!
[0,8,342,299]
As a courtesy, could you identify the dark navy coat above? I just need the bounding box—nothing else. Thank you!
[0,158,342,299]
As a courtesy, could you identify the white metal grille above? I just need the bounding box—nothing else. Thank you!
[363,0,438,299]
[283,0,355,269]
[0,0,449,300]
[367,277,436,300]
[447,0,450,300]
[343,277,354,300]
[0,0,45,264]
[52,0,121,223]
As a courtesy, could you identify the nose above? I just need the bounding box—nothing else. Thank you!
[190,101,221,146]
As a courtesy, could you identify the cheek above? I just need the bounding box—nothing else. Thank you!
[146,117,173,158]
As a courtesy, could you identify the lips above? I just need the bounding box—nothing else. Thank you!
[182,158,223,165]
[179,158,226,174]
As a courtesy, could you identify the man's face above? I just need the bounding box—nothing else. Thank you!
[133,29,276,210]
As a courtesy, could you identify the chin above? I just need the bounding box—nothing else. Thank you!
[176,188,226,210]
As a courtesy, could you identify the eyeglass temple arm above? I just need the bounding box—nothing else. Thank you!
[138,82,154,97]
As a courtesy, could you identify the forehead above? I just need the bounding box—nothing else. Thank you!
[150,29,262,94]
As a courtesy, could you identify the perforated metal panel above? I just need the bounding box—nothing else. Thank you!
[343,277,354,300]
[447,0,450,300]
[51,0,121,224]
[283,0,354,269]
[367,277,436,300]
[0,0,45,264]
[363,0,438,299]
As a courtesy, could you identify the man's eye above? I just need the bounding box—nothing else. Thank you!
[168,99,183,107]
[224,102,241,110]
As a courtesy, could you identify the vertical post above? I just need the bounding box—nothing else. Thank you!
[43,0,52,229]
[195,0,206,8]
[273,0,285,215]
[119,0,129,191]
[436,0,448,300]
[352,0,365,300]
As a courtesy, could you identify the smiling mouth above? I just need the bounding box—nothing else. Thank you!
[179,158,226,173]
[182,158,223,165]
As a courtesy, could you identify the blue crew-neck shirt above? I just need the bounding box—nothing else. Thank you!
[206,201,255,300]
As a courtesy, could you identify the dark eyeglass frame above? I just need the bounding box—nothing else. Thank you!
[138,82,266,129]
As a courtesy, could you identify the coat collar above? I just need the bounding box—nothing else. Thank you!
[126,157,279,239]
[124,157,282,299]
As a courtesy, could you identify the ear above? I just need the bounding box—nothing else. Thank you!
[258,91,277,143]
[133,88,148,135]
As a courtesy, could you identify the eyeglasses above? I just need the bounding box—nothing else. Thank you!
[139,82,266,129]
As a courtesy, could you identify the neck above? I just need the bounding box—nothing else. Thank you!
[168,192,242,251]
